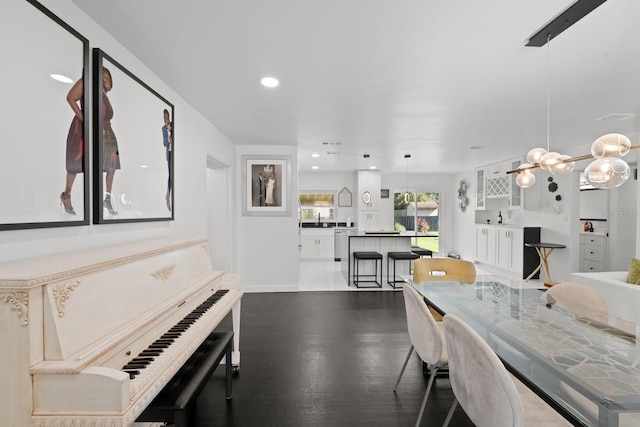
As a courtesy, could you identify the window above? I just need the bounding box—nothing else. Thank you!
[299,192,335,222]
[393,191,440,253]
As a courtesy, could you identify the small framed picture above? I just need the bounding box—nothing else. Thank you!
[242,155,291,216]
[381,189,390,199]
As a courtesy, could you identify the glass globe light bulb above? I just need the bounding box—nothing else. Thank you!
[515,167,536,188]
[585,157,630,189]
[526,147,547,165]
[591,133,631,159]
[549,154,575,175]
[538,152,562,171]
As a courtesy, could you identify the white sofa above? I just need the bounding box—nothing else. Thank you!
[570,271,640,326]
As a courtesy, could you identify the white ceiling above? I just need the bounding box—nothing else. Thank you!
[70,0,640,174]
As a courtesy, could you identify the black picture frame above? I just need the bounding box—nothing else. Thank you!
[93,49,175,224]
[0,0,89,230]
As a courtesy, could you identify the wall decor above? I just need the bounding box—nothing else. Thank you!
[242,155,291,216]
[0,0,89,230]
[338,187,352,207]
[380,189,390,199]
[93,49,174,224]
[457,180,468,212]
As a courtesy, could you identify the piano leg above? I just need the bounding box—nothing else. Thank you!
[232,300,241,374]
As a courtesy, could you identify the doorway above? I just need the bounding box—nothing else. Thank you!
[207,156,233,272]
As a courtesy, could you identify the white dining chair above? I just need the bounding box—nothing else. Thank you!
[394,284,448,427]
[543,281,608,322]
[442,314,571,426]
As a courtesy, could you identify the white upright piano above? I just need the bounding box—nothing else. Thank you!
[0,237,242,426]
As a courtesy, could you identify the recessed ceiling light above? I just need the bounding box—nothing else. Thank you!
[140,164,149,168]
[50,73,73,83]
[312,166,319,170]
[311,153,320,158]
[369,166,377,170]
[261,76,279,88]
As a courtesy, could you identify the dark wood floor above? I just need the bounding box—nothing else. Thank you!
[192,291,474,427]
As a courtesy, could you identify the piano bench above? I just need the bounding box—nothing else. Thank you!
[136,331,234,427]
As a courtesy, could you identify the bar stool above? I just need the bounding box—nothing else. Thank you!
[410,246,433,274]
[387,251,419,288]
[411,246,433,258]
[352,251,383,288]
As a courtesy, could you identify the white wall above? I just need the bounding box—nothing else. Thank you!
[0,0,236,266]
[235,146,299,292]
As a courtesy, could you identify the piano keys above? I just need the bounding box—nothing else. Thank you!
[0,237,242,426]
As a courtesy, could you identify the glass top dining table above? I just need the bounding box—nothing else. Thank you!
[409,276,640,427]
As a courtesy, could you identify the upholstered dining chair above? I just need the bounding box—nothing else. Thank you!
[412,258,476,321]
[442,314,570,427]
[395,284,448,427]
[543,282,608,322]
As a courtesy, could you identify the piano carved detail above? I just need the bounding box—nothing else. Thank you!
[151,265,175,281]
[2,292,28,326]
[201,243,210,255]
[52,281,80,318]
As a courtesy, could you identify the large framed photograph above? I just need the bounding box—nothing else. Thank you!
[0,0,89,230]
[93,49,174,224]
[242,155,291,216]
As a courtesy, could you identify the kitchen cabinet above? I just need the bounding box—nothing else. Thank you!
[496,226,524,273]
[475,225,540,278]
[475,225,496,265]
[300,229,334,260]
[476,168,486,209]
[475,157,525,210]
[580,234,607,272]
[356,170,381,231]
[356,170,381,210]
[506,158,524,209]
[358,211,382,232]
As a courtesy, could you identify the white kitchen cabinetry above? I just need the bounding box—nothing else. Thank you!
[506,158,524,209]
[475,225,541,278]
[475,157,525,210]
[580,234,608,272]
[476,168,486,209]
[475,225,496,265]
[358,211,382,232]
[356,170,381,210]
[356,170,382,231]
[496,226,524,273]
[300,229,334,260]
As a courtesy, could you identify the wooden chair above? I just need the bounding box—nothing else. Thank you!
[412,258,476,320]
[413,258,476,284]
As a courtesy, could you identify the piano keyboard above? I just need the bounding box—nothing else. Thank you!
[121,289,232,397]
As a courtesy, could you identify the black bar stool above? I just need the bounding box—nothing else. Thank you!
[387,251,420,288]
[411,246,433,258]
[352,251,383,288]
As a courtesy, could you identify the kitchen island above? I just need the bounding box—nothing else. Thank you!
[343,231,423,287]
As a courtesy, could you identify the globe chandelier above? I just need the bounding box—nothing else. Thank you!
[513,34,632,190]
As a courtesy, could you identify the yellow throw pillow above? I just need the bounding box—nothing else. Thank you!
[627,258,640,285]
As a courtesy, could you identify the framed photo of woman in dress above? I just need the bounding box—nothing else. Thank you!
[242,156,291,216]
[0,0,89,230]
[93,49,175,224]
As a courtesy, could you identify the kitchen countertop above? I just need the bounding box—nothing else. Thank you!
[475,223,534,228]
[580,231,608,237]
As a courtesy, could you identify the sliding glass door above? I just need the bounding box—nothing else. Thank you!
[393,191,440,253]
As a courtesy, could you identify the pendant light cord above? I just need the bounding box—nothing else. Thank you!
[546,33,551,152]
